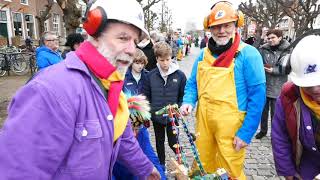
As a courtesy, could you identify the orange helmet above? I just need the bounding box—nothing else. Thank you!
[203,1,244,29]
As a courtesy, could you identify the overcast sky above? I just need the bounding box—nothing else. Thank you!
[165,0,244,32]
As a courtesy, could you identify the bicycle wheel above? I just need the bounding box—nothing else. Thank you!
[0,55,6,77]
[12,54,28,75]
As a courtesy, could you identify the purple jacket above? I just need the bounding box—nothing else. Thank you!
[0,52,153,180]
[272,97,320,179]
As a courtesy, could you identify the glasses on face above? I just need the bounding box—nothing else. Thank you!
[45,38,59,42]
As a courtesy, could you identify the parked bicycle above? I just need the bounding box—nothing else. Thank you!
[0,52,29,77]
[0,45,37,77]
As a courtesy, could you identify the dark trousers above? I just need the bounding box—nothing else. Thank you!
[260,97,276,134]
[153,121,179,165]
[185,45,189,56]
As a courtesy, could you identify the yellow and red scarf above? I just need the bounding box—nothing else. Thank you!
[212,32,240,67]
[76,41,129,141]
[300,88,320,119]
[300,88,320,148]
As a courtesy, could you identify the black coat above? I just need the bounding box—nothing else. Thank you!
[139,42,157,71]
[143,67,186,124]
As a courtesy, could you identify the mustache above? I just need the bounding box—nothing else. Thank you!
[115,53,133,63]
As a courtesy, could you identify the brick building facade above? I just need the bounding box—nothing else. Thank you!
[0,0,65,46]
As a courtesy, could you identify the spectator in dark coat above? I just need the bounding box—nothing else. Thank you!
[200,35,208,49]
[61,33,84,59]
[255,29,290,139]
[166,34,179,60]
[245,36,256,45]
[143,42,186,170]
[138,38,157,71]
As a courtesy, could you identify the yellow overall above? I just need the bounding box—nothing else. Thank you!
[195,47,246,179]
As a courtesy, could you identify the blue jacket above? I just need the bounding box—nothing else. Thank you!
[36,46,63,70]
[143,65,186,124]
[113,127,166,180]
[183,43,266,144]
[177,38,184,48]
[123,67,148,95]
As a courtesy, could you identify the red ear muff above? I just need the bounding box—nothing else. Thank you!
[83,6,108,37]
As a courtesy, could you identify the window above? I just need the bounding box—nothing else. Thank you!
[282,19,289,28]
[0,11,7,22]
[25,14,34,37]
[20,0,28,5]
[279,19,289,28]
[24,14,32,22]
[13,12,23,36]
[53,13,59,35]
[0,11,8,38]
[44,21,49,32]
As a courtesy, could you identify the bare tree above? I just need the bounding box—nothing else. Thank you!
[158,0,172,33]
[136,0,161,12]
[166,9,173,31]
[159,0,166,32]
[146,10,158,32]
[36,0,54,36]
[137,0,161,31]
[276,0,320,37]
[239,0,286,45]
[239,0,286,28]
[56,0,84,35]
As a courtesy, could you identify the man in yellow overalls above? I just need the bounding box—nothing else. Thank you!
[180,2,266,179]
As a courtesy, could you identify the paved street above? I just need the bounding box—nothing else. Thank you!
[148,46,281,180]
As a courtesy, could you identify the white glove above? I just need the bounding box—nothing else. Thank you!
[180,104,193,115]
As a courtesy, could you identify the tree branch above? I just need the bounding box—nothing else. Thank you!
[143,0,161,11]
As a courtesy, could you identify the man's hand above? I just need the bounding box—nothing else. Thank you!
[180,104,193,116]
[285,173,302,180]
[264,67,273,73]
[285,176,294,180]
[233,136,248,152]
[147,167,161,180]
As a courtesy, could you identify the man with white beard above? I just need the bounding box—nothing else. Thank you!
[0,0,160,179]
[180,1,266,179]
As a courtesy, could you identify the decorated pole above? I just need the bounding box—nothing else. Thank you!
[156,104,206,176]
[156,104,230,179]
[173,108,206,177]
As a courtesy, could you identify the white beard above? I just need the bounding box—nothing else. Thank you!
[96,41,117,66]
[212,36,231,46]
[96,41,133,76]
[113,53,133,76]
